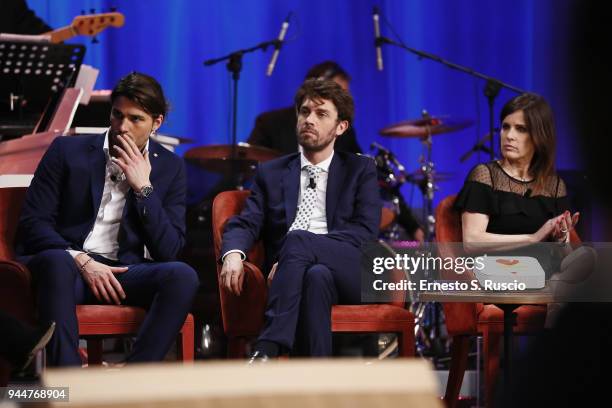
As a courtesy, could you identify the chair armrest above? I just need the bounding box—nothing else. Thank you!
[217,261,268,338]
[0,259,36,323]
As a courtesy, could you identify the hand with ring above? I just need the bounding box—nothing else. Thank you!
[552,210,580,242]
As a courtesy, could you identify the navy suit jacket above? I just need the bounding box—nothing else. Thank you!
[221,151,381,272]
[16,134,187,264]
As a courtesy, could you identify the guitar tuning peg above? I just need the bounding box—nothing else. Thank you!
[91,36,99,44]
[90,8,96,14]
[110,6,117,12]
[81,9,85,15]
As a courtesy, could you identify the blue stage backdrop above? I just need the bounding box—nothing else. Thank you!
[28,0,580,214]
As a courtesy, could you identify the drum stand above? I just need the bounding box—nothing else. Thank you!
[412,112,448,360]
[415,111,437,242]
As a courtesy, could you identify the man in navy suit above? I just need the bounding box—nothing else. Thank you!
[16,72,199,366]
[221,79,381,358]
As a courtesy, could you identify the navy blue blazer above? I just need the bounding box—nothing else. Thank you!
[221,151,382,272]
[16,134,187,264]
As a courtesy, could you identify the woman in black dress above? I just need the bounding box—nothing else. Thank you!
[456,93,579,253]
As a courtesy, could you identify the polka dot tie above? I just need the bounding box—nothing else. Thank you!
[289,165,321,232]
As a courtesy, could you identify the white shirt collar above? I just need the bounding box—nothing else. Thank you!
[299,150,334,173]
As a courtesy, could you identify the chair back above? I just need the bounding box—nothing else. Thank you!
[435,195,481,335]
[0,186,36,336]
[211,191,267,337]
[0,187,27,260]
[211,190,265,268]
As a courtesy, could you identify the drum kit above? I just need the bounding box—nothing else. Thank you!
[184,112,473,359]
[374,111,472,241]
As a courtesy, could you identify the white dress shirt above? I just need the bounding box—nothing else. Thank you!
[295,151,333,234]
[68,130,149,261]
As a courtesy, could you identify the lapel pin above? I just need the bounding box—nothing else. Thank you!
[153,153,158,157]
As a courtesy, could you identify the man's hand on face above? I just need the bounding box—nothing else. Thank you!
[75,253,128,305]
[221,252,245,296]
[111,134,152,191]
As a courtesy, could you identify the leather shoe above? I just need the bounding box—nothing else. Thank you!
[19,321,56,371]
[246,350,270,365]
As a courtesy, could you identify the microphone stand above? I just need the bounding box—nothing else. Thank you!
[376,35,528,160]
[459,132,494,163]
[203,39,281,187]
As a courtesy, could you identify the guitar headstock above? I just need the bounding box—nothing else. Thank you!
[70,12,125,37]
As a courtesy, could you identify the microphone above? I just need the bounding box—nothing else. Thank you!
[372,6,383,71]
[308,177,316,189]
[266,13,291,76]
[524,188,532,198]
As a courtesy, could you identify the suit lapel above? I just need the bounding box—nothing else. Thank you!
[89,136,106,215]
[282,155,301,230]
[146,140,161,186]
[326,153,346,228]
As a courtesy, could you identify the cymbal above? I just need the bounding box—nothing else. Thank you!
[380,116,474,138]
[187,158,260,174]
[184,142,281,174]
[184,142,281,162]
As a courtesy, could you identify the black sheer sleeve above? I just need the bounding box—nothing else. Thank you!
[455,164,499,216]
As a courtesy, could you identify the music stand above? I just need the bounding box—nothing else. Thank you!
[0,39,85,140]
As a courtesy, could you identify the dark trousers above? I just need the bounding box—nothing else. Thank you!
[21,249,198,366]
[258,230,362,356]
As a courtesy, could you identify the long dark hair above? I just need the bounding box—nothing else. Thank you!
[111,72,169,118]
[500,93,556,193]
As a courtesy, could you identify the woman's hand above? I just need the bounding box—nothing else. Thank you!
[551,210,580,242]
[533,211,579,242]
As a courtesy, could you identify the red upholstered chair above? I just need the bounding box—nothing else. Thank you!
[0,187,194,380]
[435,194,581,408]
[211,190,415,358]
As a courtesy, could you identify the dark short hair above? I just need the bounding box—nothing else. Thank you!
[500,93,556,190]
[111,72,169,118]
[305,61,351,82]
[294,79,354,124]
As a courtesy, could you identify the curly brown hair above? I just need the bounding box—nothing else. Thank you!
[294,78,354,125]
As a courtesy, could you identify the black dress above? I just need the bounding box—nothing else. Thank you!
[455,161,570,275]
[456,161,570,234]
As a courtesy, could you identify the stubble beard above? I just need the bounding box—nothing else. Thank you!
[298,128,336,153]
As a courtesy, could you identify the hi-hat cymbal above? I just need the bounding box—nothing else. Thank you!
[380,116,474,138]
[184,142,281,174]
